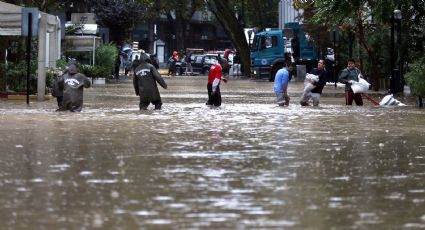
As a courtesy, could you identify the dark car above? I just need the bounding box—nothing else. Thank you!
[175,54,220,76]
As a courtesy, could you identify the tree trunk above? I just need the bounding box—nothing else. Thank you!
[208,0,251,77]
[175,12,185,53]
[147,21,154,54]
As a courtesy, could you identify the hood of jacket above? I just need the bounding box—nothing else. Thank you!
[68,64,78,74]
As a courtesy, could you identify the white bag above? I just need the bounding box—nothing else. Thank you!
[303,74,319,92]
[305,74,319,82]
[304,82,315,92]
[351,78,370,94]
[379,94,406,106]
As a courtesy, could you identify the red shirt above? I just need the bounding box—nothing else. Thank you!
[208,63,222,84]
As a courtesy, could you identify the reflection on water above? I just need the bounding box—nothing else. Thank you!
[0,77,424,229]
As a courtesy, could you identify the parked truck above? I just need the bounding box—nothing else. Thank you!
[250,22,318,81]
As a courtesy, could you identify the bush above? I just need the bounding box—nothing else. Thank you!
[405,57,425,97]
[46,59,68,88]
[79,65,99,79]
[56,59,67,70]
[95,42,117,79]
[46,68,60,88]
[0,60,37,93]
[63,43,117,79]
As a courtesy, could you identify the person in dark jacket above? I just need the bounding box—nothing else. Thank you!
[150,54,159,69]
[167,51,178,76]
[339,58,364,106]
[300,59,327,106]
[52,68,67,109]
[133,53,167,110]
[114,55,121,79]
[184,50,193,75]
[57,64,91,112]
[132,55,141,74]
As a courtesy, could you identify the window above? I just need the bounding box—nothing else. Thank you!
[251,35,259,51]
[195,56,203,63]
[261,36,277,49]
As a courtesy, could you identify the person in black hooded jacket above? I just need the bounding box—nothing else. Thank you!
[57,64,91,112]
[300,59,327,106]
[52,69,66,109]
[133,53,167,110]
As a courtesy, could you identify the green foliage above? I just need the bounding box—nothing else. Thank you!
[2,0,78,12]
[95,43,117,69]
[408,8,425,62]
[64,51,92,65]
[56,59,67,70]
[95,43,118,79]
[62,43,116,79]
[65,23,85,35]
[0,60,37,93]
[363,25,391,78]
[46,68,61,88]
[64,42,116,72]
[245,0,280,29]
[405,57,425,97]
[87,0,145,44]
[79,65,103,79]
[45,59,68,90]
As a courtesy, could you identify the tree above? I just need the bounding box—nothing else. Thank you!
[295,0,425,92]
[243,0,280,30]
[2,0,73,12]
[404,0,425,62]
[88,0,145,45]
[405,57,425,98]
[206,0,251,76]
[295,0,390,90]
[126,0,206,53]
[404,1,425,103]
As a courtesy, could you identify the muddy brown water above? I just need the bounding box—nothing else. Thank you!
[0,77,424,229]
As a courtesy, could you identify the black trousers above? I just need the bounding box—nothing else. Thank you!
[139,98,162,110]
[207,83,221,107]
[56,96,63,108]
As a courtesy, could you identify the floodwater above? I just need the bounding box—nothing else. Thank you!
[0,76,424,229]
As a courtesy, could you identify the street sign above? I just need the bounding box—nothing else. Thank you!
[21,8,39,37]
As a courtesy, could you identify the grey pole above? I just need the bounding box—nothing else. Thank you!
[37,15,47,102]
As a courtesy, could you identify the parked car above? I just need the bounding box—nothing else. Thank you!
[175,54,221,76]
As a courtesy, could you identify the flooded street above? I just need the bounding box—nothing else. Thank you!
[1,76,424,229]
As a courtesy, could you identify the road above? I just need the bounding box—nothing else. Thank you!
[0,76,424,229]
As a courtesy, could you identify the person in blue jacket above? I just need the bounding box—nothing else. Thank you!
[274,64,292,106]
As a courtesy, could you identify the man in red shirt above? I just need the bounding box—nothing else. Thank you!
[206,62,227,106]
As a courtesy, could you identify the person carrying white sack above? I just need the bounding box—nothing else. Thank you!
[304,73,319,92]
[339,58,365,106]
[300,59,327,106]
